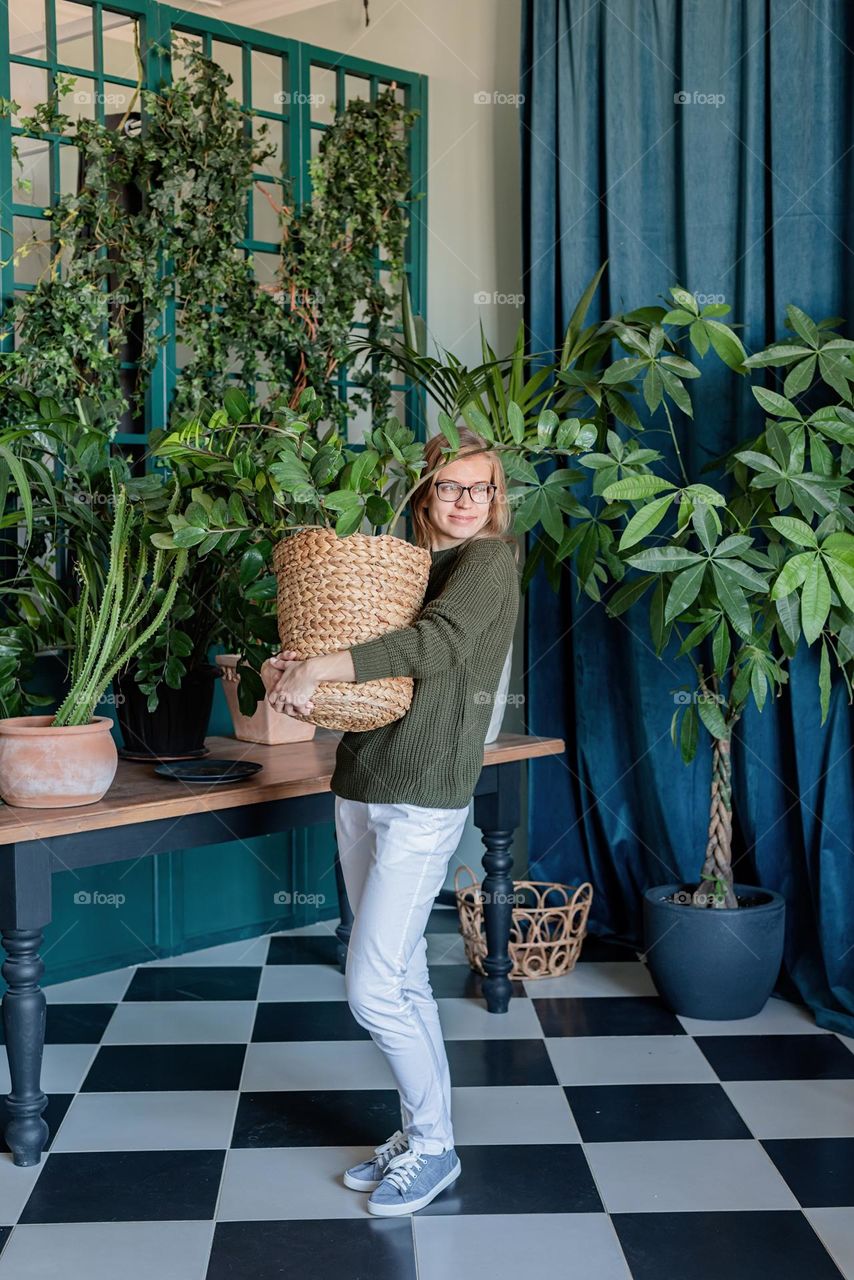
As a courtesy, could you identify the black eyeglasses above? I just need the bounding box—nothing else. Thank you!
[434,480,496,505]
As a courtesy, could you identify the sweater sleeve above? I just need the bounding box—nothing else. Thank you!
[348,539,517,683]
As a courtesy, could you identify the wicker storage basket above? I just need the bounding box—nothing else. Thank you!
[454,864,594,979]
[272,528,432,732]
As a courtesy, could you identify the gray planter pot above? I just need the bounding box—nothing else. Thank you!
[642,881,786,1020]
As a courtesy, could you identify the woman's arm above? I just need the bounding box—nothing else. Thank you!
[266,649,355,716]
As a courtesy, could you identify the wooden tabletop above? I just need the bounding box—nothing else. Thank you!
[0,730,565,843]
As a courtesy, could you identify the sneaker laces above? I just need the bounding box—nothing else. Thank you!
[382,1148,426,1192]
[374,1129,408,1169]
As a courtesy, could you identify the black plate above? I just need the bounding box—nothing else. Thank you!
[153,759,263,785]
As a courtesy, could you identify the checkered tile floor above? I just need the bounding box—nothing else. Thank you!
[0,908,852,1279]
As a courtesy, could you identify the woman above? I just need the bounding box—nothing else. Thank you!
[266,427,519,1216]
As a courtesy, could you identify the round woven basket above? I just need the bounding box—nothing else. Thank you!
[453,864,594,979]
[272,528,432,732]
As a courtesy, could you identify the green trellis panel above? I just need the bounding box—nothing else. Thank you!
[0,0,428,983]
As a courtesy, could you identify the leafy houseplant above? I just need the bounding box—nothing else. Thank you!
[0,472,188,807]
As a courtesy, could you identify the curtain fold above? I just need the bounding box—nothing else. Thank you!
[521,0,854,1033]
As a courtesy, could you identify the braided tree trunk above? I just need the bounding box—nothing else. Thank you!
[691,737,739,909]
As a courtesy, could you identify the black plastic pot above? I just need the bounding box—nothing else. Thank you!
[114,663,222,761]
[642,881,786,1020]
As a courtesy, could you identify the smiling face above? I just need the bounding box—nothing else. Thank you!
[425,452,497,549]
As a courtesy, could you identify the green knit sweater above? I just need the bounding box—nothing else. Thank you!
[330,535,520,809]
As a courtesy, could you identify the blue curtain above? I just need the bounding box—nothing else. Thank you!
[521,0,854,1034]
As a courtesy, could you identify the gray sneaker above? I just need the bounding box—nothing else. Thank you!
[343,1129,410,1191]
[367,1146,461,1216]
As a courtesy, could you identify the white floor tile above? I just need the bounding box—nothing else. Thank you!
[51,1090,239,1152]
[0,1045,97,1096]
[546,1035,718,1085]
[0,1220,213,1280]
[426,933,467,965]
[42,968,135,1004]
[805,1208,854,1280]
[414,1213,632,1280]
[217,1147,368,1220]
[101,1000,257,1045]
[241,1040,396,1091]
[523,962,658,999]
[723,1079,854,1138]
[437,996,543,1040]
[584,1139,799,1213]
[257,964,347,1002]
[140,936,270,967]
[678,995,824,1036]
[451,1085,581,1143]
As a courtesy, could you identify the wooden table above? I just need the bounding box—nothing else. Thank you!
[0,728,564,1167]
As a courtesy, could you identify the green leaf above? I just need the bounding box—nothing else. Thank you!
[603,475,676,502]
[239,547,265,587]
[664,562,707,624]
[606,574,654,616]
[0,446,33,543]
[775,592,800,646]
[771,551,814,599]
[786,303,820,348]
[627,546,705,573]
[769,515,817,547]
[505,401,525,443]
[460,401,494,442]
[696,693,729,741]
[712,620,731,676]
[618,493,674,551]
[172,526,208,548]
[711,563,753,639]
[705,319,747,370]
[223,387,251,422]
[752,386,800,419]
[819,640,831,725]
[801,558,831,645]
[680,702,699,763]
[335,504,364,537]
[323,488,363,512]
[438,411,460,450]
[826,556,854,613]
[349,448,380,491]
[365,494,395,527]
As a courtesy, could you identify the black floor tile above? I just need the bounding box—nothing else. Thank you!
[695,1034,854,1081]
[577,935,641,962]
[0,1093,73,1155]
[19,1150,225,1223]
[427,964,526,999]
[0,1004,115,1045]
[208,1218,416,1280]
[612,1210,844,1280]
[421,1143,602,1215]
[122,966,262,1002]
[81,1043,245,1092]
[231,1089,402,1148]
[0,1227,11,1255]
[534,995,685,1037]
[426,906,463,934]
[445,1038,558,1086]
[565,1083,752,1142]
[764,1137,854,1207]
[266,935,341,966]
[252,1000,369,1042]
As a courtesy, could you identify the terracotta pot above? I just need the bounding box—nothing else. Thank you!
[0,715,118,808]
[216,655,316,746]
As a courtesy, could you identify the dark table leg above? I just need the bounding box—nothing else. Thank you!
[0,844,52,1166]
[473,760,521,1014]
[333,837,353,973]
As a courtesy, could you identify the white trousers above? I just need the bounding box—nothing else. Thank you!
[335,795,470,1156]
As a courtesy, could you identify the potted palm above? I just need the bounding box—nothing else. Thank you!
[555,283,854,1018]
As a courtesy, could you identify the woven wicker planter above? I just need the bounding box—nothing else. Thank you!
[272,528,432,732]
[454,864,594,979]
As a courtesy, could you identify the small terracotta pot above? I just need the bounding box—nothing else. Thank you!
[0,715,118,808]
[216,655,316,746]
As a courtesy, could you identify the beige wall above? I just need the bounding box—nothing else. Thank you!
[262,0,524,387]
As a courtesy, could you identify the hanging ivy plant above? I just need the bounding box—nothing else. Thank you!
[0,39,417,432]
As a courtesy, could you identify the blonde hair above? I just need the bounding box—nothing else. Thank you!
[410,426,516,553]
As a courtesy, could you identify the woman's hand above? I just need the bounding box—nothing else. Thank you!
[266,650,320,718]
